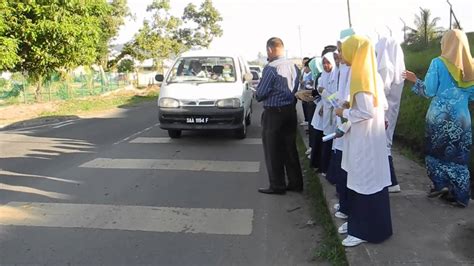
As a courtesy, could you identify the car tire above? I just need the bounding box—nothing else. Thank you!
[168,130,182,138]
[245,111,251,126]
[235,120,247,139]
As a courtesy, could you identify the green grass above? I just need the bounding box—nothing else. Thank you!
[296,134,348,266]
[39,91,158,117]
[392,141,425,166]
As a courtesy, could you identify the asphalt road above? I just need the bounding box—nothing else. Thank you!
[0,101,323,265]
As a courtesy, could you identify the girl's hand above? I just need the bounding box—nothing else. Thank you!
[402,70,417,83]
[335,108,344,117]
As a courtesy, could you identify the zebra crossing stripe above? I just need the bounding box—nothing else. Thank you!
[0,202,253,235]
[79,158,260,173]
[130,137,262,145]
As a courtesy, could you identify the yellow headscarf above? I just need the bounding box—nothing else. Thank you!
[342,35,379,107]
[440,29,474,88]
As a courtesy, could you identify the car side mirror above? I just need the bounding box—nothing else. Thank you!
[155,74,164,82]
[244,72,253,82]
[250,71,259,81]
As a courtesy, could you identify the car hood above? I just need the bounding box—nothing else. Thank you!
[160,82,244,100]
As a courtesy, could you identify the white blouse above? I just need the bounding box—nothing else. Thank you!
[341,92,391,195]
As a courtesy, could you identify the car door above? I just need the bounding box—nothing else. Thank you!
[238,57,252,114]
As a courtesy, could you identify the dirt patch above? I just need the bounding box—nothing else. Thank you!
[0,85,158,128]
[0,102,58,126]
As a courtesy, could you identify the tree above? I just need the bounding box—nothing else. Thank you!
[181,0,223,48]
[96,0,130,68]
[111,0,223,70]
[405,8,443,47]
[117,58,135,73]
[2,1,118,99]
[0,1,19,70]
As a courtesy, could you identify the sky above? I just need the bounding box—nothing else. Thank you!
[115,0,474,61]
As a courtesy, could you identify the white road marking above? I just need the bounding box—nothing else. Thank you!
[6,119,77,131]
[0,169,82,184]
[0,202,254,235]
[52,121,76,129]
[0,183,72,200]
[130,137,263,145]
[113,123,160,145]
[80,158,260,172]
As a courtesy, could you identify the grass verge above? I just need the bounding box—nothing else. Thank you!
[296,133,348,266]
[393,140,425,166]
[39,90,158,117]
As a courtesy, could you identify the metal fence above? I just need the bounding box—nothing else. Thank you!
[0,71,158,106]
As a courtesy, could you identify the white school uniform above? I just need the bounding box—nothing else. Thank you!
[332,65,351,151]
[341,75,391,195]
[375,37,405,155]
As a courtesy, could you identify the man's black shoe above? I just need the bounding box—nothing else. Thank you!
[286,187,303,192]
[258,187,286,195]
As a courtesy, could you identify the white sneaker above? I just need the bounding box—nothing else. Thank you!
[320,173,326,177]
[338,222,348,234]
[389,184,401,193]
[307,154,311,159]
[305,148,312,155]
[333,203,340,211]
[342,235,367,247]
[300,121,308,126]
[335,211,348,219]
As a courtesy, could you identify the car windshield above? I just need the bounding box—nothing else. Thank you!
[167,57,236,83]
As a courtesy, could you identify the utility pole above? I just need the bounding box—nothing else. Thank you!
[448,0,452,29]
[400,18,407,42]
[447,0,462,29]
[298,25,303,58]
[346,0,352,28]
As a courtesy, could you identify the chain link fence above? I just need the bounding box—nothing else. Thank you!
[0,70,158,106]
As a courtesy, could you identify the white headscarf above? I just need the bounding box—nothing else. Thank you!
[322,52,336,70]
[319,52,336,92]
[375,37,405,86]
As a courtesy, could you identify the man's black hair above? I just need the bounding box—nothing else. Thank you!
[267,37,284,49]
[321,45,337,57]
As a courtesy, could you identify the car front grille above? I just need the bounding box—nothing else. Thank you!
[180,100,215,106]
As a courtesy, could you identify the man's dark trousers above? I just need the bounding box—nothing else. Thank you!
[261,104,303,191]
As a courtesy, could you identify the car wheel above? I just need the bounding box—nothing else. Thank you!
[168,130,182,138]
[245,111,251,126]
[235,119,247,139]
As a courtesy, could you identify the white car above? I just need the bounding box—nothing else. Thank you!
[156,50,257,139]
[249,65,263,78]
[249,65,263,88]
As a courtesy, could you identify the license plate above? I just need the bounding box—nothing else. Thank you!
[186,117,209,124]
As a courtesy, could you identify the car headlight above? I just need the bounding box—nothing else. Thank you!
[159,97,180,108]
[215,98,241,108]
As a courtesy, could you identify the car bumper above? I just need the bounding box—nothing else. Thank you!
[158,107,245,130]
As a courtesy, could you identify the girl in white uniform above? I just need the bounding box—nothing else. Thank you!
[375,37,406,193]
[335,35,392,247]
